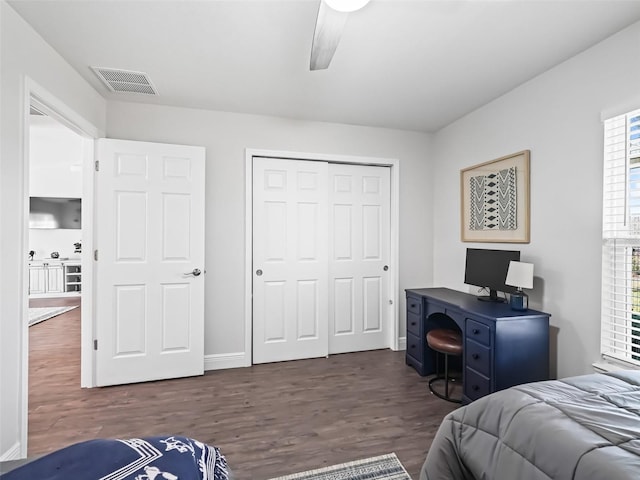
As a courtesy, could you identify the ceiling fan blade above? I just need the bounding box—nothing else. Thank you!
[310,1,349,71]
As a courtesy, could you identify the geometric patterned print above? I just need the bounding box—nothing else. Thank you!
[267,453,411,480]
[3,436,230,480]
[469,166,517,230]
[102,439,162,480]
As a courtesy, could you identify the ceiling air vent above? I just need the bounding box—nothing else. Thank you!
[91,67,158,95]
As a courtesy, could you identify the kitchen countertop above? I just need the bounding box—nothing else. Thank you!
[29,258,81,264]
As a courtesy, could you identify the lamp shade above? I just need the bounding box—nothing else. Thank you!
[505,261,534,289]
[323,0,371,13]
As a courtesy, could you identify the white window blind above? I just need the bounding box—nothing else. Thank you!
[602,108,640,367]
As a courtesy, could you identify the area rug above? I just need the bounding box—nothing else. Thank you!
[28,306,78,327]
[268,453,411,480]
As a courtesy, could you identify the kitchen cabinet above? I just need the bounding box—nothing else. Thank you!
[28,265,47,294]
[29,261,80,296]
[63,263,81,293]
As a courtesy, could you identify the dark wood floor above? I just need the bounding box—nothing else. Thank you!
[28,297,458,479]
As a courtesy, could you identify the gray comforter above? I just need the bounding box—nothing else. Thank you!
[421,370,640,479]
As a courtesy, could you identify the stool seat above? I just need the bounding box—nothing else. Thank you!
[427,329,462,356]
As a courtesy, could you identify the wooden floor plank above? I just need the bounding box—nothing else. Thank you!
[27,297,458,479]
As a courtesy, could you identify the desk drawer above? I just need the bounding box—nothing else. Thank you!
[407,312,421,337]
[466,339,491,378]
[407,296,422,316]
[406,331,424,362]
[465,367,491,401]
[466,319,491,347]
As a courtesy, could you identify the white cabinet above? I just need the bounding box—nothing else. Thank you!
[28,265,47,294]
[46,264,64,293]
[63,263,81,293]
[28,262,79,296]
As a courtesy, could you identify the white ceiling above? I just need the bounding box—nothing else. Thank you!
[9,0,640,133]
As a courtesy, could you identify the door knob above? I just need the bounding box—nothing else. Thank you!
[256,269,263,276]
[185,268,202,277]
[383,265,389,271]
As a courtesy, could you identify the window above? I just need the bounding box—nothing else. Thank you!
[602,109,640,366]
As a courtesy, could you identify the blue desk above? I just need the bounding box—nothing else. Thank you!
[406,288,550,403]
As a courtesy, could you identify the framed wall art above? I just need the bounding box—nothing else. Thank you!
[460,150,530,243]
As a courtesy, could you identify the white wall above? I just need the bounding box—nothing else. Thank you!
[30,115,83,197]
[29,115,84,261]
[0,0,106,459]
[106,102,434,361]
[28,230,82,261]
[432,20,640,379]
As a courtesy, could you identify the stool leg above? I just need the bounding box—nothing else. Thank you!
[444,353,449,398]
[427,347,462,403]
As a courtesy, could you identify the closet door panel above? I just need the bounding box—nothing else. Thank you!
[329,164,390,354]
[253,158,329,363]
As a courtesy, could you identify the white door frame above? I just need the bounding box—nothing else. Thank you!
[19,77,102,455]
[244,148,400,366]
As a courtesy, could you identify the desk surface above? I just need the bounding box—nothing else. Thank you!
[406,287,550,322]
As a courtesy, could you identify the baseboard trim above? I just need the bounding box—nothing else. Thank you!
[0,442,22,462]
[29,292,81,299]
[203,345,408,370]
[204,352,249,371]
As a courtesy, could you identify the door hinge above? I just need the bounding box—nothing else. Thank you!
[94,249,98,261]
[94,160,99,172]
[93,339,98,350]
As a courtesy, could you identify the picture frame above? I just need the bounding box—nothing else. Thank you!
[460,150,530,243]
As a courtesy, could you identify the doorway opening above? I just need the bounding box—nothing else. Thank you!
[26,106,86,428]
[19,86,98,456]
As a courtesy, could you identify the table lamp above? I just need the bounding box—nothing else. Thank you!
[505,261,534,311]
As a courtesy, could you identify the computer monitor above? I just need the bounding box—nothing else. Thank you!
[464,248,520,302]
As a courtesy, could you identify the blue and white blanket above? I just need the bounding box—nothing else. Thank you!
[2,436,230,480]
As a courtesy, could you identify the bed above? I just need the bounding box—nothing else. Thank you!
[1,435,230,479]
[420,370,640,480]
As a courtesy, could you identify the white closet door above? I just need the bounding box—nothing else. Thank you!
[252,158,329,364]
[328,164,390,354]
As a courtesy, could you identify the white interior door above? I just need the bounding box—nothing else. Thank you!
[95,139,205,386]
[329,164,390,354]
[252,158,328,364]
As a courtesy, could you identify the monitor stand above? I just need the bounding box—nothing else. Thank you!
[477,289,506,303]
